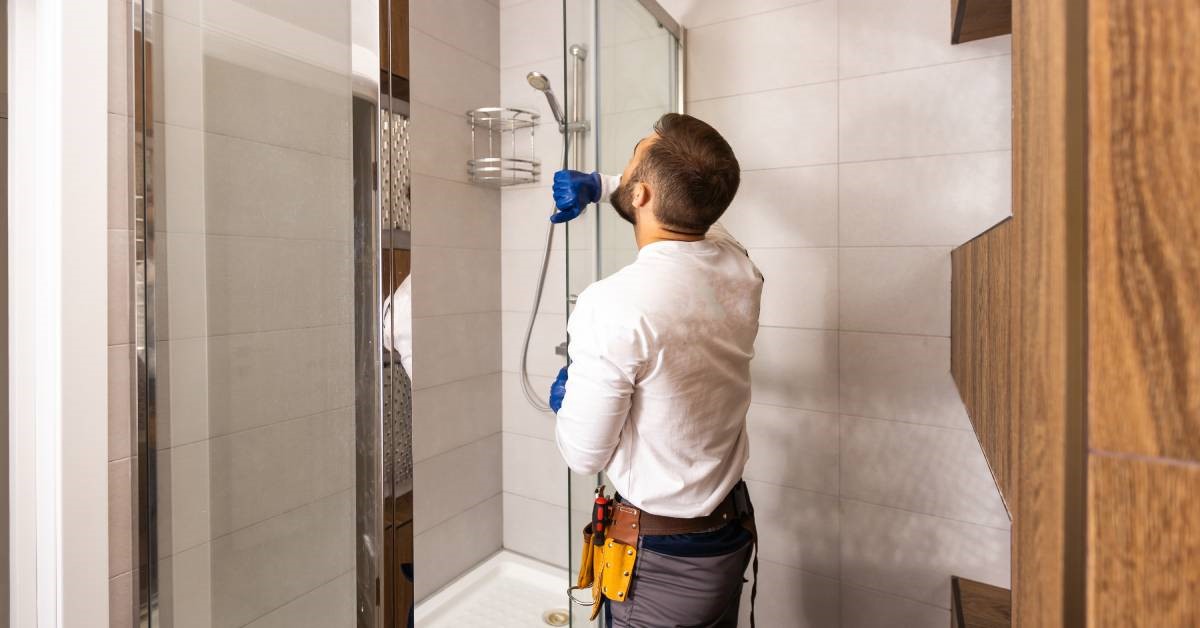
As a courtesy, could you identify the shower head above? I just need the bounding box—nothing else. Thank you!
[526,71,566,128]
[526,71,552,92]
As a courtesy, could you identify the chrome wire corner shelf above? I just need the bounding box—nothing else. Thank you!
[467,107,541,187]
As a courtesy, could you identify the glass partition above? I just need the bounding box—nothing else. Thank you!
[561,1,681,625]
[135,2,362,626]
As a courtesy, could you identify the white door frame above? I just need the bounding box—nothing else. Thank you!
[8,0,110,625]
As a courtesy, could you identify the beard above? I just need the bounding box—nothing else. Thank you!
[609,180,638,226]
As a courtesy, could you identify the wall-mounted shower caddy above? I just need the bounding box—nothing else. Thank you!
[466,107,541,186]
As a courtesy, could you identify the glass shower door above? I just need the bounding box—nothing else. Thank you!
[134,2,361,626]
[562,1,681,624]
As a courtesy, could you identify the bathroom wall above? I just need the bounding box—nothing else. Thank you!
[107,0,136,624]
[108,2,363,626]
[664,0,1013,625]
[496,0,573,568]
[500,0,1014,625]
[156,3,359,625]
[1,1,8,620]
[408,0,505,600]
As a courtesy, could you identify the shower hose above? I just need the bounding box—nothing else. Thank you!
[520,117,574,413]
[519,219,556,413]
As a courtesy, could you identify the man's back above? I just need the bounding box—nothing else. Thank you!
[555,224,763,518]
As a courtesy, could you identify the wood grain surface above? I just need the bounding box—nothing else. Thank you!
[1011,0,1086,624]
[953,576,1013,628]
[1088,0,1200,462]
[951,219,1015,512]
[952,0,1014,44]
[1089,455,1200,626]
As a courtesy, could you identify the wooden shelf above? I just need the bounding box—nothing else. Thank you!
[952,577,1011,628]
[952,0,1012,44]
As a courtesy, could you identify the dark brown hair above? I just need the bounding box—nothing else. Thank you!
[635,113,741,234]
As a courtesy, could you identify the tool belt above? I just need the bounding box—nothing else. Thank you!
[570,482,759,625]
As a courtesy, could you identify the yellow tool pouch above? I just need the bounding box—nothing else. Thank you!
[572,491,640,621]
[575,523,638,620]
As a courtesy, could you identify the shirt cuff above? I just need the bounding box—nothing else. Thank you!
[597,173,621,204]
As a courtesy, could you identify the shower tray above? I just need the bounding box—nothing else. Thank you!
[415,551,570,628]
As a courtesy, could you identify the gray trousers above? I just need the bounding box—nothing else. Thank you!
[605,534,753,628]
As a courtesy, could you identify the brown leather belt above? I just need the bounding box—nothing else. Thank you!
[607,492,742,545]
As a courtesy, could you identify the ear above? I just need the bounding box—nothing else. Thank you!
[633,180,651,209]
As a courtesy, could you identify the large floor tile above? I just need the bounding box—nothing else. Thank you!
[412,311,502,390]
[839,247,952,336]
[687,0,836,100]
[839,55,1011,162]
[501,371,558,441]
[744,405,839,495]
[411,246,502,318]
[414,495,504,601]
[688,82,837,171]
[413,174,500,250]
[410,28,500,116]
[500,0,562,70]
[841,415,1011,528]
[753,247,838,330]
[411,0,500,66]
[501,311,566,378]
[841,500,1010,608]
[841,584,950,628]
[839,331,970,429]
[413,434,503,534]
[738,558,841,628]
[838,0,1011,78]
[502,249,566,314]
[748,480,840,578]
[413,373,502,462]
[751,327,839,413]
[209,490,355,628]
[503,492,569,568]
[722,165,838,248]
[839,151,1012,246]
[502,432,568,506]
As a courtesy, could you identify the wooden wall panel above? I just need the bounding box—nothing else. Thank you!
[1088,0,1200,462]
[951,218,1015,510]
[1011,0,1087,625]
[952,0,1013,44]
[1087,1,1200,624]
[1089,455,1200,626]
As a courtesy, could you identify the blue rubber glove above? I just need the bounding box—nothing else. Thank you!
[551,170,602,224]
[549,366,568,413]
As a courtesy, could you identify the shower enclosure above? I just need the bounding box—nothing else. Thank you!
[419,1,681,626]
[561,2,682,623]
[131,0,406,625]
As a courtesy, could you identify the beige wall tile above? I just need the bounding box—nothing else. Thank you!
[414,495,503,600]
[687,1,836,101]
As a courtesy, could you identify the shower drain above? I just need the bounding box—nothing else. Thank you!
[542,609,570,626]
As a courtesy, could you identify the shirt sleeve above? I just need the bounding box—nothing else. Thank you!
[597,174,621,204]
[382,276,413,377]
[555,288,646,475]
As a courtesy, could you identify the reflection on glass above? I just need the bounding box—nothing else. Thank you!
[140,2,357,626]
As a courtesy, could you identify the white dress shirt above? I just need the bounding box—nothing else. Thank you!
[383,275,413,377]
[556,209,763,518]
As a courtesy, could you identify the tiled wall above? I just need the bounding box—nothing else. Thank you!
[408,0,506,600]
[153,3,358,627]
[108,0,137,624]
[670,0,1014,625]
[498,0,1015,625]
[109,2,363,626]
[497,0,573,569]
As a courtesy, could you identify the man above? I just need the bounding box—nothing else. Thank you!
[548,113,763,628]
